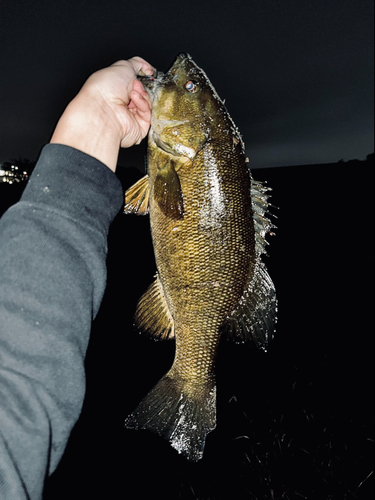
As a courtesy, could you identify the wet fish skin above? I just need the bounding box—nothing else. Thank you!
[124,53,276,461]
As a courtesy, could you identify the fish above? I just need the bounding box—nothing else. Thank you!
[123,53,277,461]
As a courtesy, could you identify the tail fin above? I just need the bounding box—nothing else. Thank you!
[125,374,216,461]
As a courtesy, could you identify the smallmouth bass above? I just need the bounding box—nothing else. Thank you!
[124,53,277,461]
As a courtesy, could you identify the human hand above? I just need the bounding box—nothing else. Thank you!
[82,57,155,148]
[50,57,155,172]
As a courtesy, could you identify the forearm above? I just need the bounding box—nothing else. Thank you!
[0,144,123,499]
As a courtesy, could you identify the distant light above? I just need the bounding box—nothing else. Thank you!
[0,163,29,184]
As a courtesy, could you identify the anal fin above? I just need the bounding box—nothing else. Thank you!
[124,174,150,215]
[135,274,174,340]
[221,261,277,350]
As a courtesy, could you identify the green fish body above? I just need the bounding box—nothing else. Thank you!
[124,53,276,461]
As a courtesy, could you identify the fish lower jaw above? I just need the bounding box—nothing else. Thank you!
[152,132,196,160]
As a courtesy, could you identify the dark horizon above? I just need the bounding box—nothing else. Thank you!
[1,150,374,178]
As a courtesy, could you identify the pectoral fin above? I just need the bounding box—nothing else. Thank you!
[134,274,174,340]
[221,261,277,350]
[154,160,184,219]
[124,175,150,215]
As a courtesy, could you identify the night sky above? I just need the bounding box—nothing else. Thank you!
[0,0,373,169]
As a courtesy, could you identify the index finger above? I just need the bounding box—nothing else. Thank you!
[128,56,156,77]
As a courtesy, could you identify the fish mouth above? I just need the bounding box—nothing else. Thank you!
[140,53,203,160]
[138,53,193,99]
[138,71,165,100]
[138,70,165,86]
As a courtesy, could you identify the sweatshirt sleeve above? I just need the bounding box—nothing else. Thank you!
[0,144,123,499]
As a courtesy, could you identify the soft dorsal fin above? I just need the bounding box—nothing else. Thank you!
[154,160,184,220]
[221,261,277,350]
[134,274,175,340]
[221,175,277,349]
[124,175,150,215]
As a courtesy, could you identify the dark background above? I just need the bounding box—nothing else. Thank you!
[0,0,373,497]
[2,157,373,499]
[0,0,373,169]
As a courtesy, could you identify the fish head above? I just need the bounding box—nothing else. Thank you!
[139,53,237,160]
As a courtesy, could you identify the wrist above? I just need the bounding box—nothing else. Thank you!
[50,91,122,173]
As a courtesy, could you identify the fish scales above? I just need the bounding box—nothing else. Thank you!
[151,142,254,380]
[124,53,277,461]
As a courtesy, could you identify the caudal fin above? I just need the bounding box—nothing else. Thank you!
[125,374,216,461]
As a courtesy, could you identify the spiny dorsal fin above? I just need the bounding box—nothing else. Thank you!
[134,274,174,340]
[221,261,277,350]
[124,174,150,215]
[251,178,276,257]
[154,160,184,220]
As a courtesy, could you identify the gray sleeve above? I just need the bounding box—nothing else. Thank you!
[0,144,123,499]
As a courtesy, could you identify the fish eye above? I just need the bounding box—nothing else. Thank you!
[185,80,198,93]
